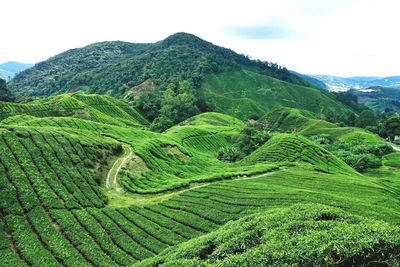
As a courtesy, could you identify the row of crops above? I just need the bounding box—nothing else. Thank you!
[1,122,399,266]
[0,93,148,127]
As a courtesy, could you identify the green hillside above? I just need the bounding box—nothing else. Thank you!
[260,107,381,142]
[259,108,393,172]
[200,68,352,120]
[0,93,148,127]
[0,92,398,266]
[241,133,355,174]
[138,204,400,267]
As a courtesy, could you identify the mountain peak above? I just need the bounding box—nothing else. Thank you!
[161,32,210,47]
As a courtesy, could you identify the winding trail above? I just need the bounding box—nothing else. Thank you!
[107,169,280,208]
[106,144,132,192]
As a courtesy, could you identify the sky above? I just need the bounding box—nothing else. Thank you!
[1,0,399,77]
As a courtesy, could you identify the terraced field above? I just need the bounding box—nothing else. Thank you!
[1,94,399,266]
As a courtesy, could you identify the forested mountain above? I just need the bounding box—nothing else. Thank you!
[9,41,153,96]
[9,33,310,97]
[8,33,356,129]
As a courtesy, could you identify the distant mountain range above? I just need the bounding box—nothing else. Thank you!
[0,61,33,80]
[289,71,327,90]
[308,74,400,91]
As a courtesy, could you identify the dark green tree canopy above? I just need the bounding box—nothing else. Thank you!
[355,110,378,128]
[0,78,13,102]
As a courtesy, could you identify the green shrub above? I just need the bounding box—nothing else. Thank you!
[216,146,244,163]
[136,204,400,267]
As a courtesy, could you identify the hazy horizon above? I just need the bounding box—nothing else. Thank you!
[1,0,399,77]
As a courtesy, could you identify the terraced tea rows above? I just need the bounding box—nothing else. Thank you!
[1,94,399,266]
[242,133,354,174]
[0,94,148,127]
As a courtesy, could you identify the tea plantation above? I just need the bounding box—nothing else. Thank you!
[0,94,399,266]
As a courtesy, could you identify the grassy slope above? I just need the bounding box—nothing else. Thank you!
[261,107,382,143]
[0,93,149,127]
[200,68,352,120]
[137,203,400,267]
[241,133,355,174]
[0,95,399,266]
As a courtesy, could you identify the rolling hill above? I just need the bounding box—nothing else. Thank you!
[200,68,352,120]
[0,93,148,128]
[0,93,399,266]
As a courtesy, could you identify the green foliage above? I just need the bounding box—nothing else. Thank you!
[0,93,149,127]
[382,115,400,140]
[355,110,378,128]
[9,41,152,96]
[150,115,174,132]
[0,78,13,102]
[242,133,354,174]
[216,146,244,162]
[383,152,400,168]
[201,69,353,121]
[233,119,272,155]
[324,141,393,172]
[0,92,399,267]
[136,204,400,267]
[349,86,400,114]
[151,80,200,131]
[335,91,366,113]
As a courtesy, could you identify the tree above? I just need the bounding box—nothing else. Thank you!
[159,80,199,125]
[345,112,357,126]
[216,146,244,162]
[0,78,13,102]
[383,115,400,141]
[133,90,162,121]
[355,110,378,128]
[150,115,174,132]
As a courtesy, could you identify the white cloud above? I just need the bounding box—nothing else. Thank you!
[1,0,399,76]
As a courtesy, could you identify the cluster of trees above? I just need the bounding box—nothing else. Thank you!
[350,110,399,142]
[311,134,393,172]
[334,91,399,142]
[0,78,13,102]
[380,115,400,142]
[335,92,366,113]
[134,80,209,132]
[217,119,272,162]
